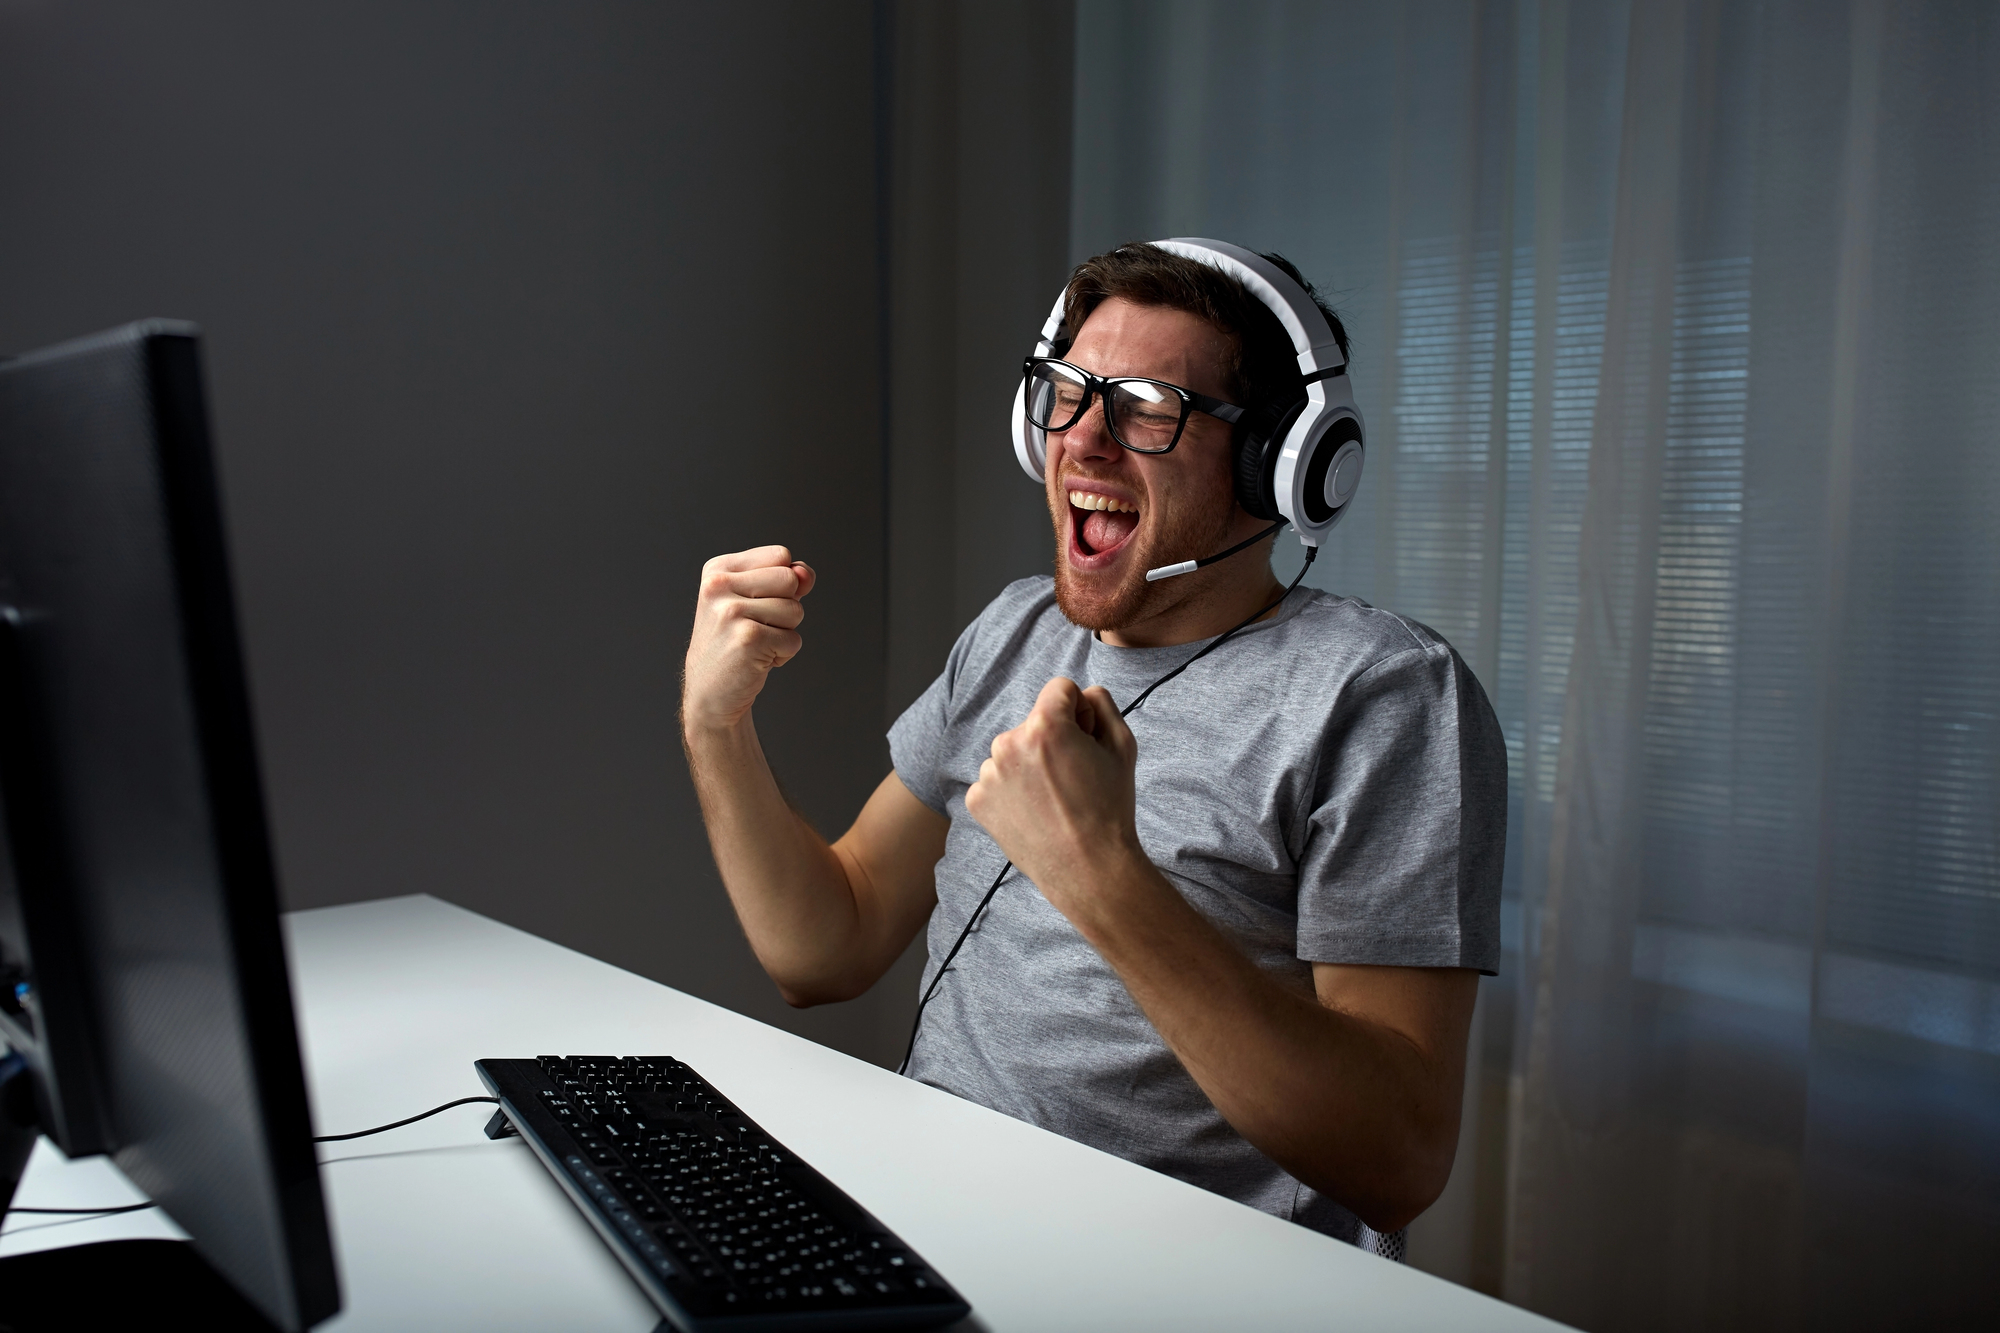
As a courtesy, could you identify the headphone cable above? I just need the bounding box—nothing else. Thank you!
[896,544,1318,1076]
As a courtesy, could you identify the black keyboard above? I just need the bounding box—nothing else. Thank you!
[475,1056,970,1332]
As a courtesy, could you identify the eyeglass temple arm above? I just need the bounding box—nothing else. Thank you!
[1189,391,1244,424]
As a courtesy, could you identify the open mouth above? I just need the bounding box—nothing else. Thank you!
[1068,489,1141,561]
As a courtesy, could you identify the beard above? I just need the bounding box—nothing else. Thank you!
[1048,463,1239,633]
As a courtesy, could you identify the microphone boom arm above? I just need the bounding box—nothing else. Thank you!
[1145,520,1289,582]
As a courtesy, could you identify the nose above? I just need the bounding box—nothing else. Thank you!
[1057,392,1122,465]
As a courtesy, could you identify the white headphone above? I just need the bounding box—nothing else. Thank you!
[1010,238,1365,556]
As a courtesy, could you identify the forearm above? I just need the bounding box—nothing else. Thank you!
[1070,856,1461,1232]
[682,716,871,1004]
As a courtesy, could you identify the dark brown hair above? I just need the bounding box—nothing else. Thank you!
[1059,243,1349,411]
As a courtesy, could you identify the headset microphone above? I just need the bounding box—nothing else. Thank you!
[1144,520,1288,582]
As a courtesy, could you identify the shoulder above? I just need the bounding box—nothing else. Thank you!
[938,575,1068,691]
[982,575,1060,627]
[1266,588,1460,686]
[1287,592,1504,767]
[956,576,1064,656]
[1267,591,1501,756]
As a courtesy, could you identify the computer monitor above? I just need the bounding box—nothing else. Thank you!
[0,322,339,1330]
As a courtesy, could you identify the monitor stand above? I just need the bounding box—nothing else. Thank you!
[2,1047,39,1218]
[2,1055,280,1331]
[0,1239,282,1331]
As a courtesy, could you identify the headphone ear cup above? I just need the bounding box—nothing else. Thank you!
[1011,378,1047,481]
[1232,393,1306,521]
[1299,416,1364,526]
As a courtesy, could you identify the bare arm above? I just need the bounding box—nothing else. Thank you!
[967,677,1477,1233]
[682,546,946,1006]
[1070,861,1475,1233]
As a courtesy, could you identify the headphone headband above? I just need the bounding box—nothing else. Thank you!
[1150,239,1347,377]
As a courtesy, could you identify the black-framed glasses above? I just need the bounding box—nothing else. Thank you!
[1022,357,1244,455]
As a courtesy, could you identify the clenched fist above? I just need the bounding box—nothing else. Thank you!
[965,677,1143,924]
[683,545,816,737]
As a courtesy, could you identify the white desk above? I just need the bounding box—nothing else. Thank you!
[4,895,1564,1331]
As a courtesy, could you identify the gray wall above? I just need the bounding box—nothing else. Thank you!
[0,0,1071,1066]
[886,2,1076,716]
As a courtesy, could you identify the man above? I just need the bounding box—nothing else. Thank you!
[681,243,1505,1253]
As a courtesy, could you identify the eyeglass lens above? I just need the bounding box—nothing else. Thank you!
[1025,361,1187,454]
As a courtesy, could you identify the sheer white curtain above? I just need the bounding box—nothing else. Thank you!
[1072,2,1999,1328]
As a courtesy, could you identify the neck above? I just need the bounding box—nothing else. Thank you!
[1099,539,1287,648]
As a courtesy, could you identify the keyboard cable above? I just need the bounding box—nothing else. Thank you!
[311,1095,499,1143]
[2,1096,503,1220]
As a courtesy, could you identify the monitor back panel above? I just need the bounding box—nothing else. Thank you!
[0,322,338,1330]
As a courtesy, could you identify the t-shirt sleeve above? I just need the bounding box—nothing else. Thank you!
[1294,643,1507,974]
[888,672,953,814]
[888,576,1054,815]
[887,614,986,815]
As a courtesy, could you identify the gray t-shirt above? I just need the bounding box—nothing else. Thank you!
[888,576,1505,1252]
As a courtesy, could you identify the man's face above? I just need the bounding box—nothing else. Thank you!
[1045,297,1243,632]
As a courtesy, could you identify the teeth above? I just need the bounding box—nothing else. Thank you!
[1068,490,1138,513]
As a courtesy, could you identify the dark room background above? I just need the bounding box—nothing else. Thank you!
[4,2,1995,1330]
